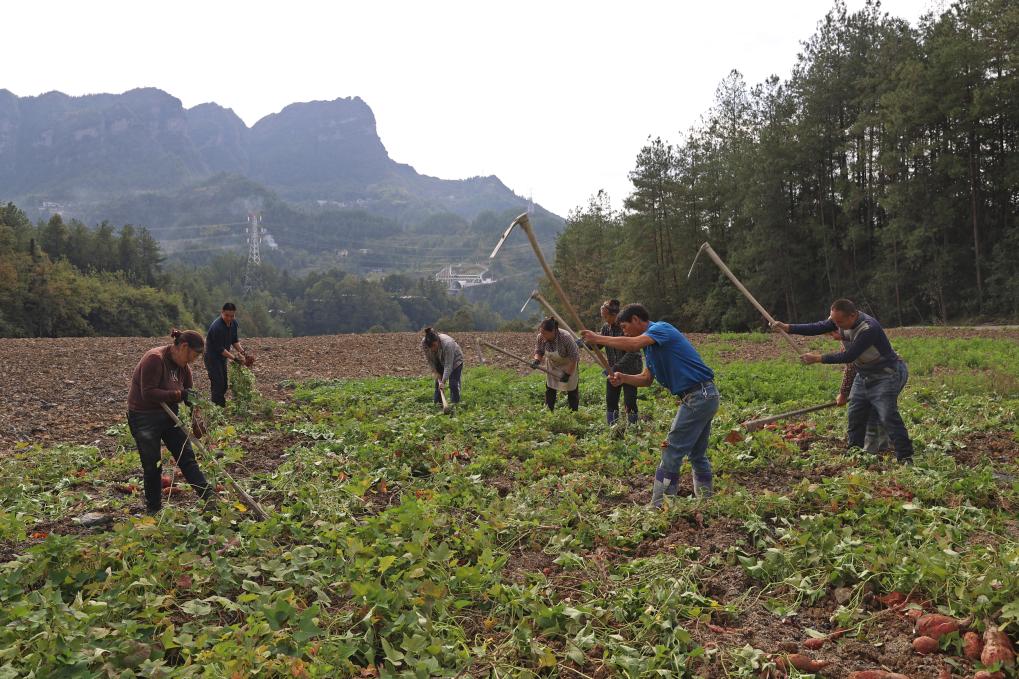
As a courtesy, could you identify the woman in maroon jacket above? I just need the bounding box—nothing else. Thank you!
[127,329,213,514]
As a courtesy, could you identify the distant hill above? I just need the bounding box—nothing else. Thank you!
[0,86,562,243]
[0,87,563,318]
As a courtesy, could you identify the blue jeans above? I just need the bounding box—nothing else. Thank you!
[656,382,719,487]
[433,363,462,404]
[847,360,913,461]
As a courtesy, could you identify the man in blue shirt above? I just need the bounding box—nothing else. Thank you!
[771,298,913,464]
[204,302,251,407]
[582,303,718,507]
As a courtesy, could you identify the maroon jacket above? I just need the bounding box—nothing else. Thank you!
[127,346,191,412]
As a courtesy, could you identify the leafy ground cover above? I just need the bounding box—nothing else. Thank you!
[1,334,1017,677]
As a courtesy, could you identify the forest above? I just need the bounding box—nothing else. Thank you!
[0,204,504,337]
[552,0,1018,330]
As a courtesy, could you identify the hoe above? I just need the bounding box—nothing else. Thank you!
[161,403,269,520]
[492,212,611,372]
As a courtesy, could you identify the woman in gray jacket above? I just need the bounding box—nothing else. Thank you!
[421,327,464,405]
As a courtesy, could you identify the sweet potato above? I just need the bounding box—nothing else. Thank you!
[981,625,1016,668]
[803,637,826,650]
[962,631,983,661]
[775,654,829,673]
[917,614,961,638]
[877,591,906,608]
[847,672,910,679]
[929,621,961,640]
[912,636,939,654]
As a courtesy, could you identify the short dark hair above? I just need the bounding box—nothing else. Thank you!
[422,326,440,346]
[601,299,621,314]
[170,328,205,351]
[222,302,237,311]
[831,299,857,315]
[540,317,558,332]
[617,303,649,323]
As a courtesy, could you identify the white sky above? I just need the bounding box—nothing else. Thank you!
[3,0,940,217]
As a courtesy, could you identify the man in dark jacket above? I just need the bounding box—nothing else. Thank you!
[772,299,913,464]
[204,303,251,407]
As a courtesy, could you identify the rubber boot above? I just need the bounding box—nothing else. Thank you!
[651,468,680,508]
[693,474,714,499]
[607,410,619,426]
[626,411,638,425]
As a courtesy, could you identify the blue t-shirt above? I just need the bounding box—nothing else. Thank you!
[642,321,714,395]
[205,316,240,363]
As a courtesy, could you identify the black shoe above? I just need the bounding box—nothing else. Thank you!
[897,456,913,466]
[145,504,161,516]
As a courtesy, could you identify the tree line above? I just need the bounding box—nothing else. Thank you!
[0,203,504,337]
[553,0,1018,330]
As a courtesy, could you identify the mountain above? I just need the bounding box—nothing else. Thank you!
[0,87,557,228]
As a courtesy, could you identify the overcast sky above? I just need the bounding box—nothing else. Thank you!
[4,0,941,217]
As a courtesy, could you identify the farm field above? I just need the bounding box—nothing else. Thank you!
[1,329,1018,678]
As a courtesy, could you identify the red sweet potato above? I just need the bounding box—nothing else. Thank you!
[877,591,906,607]
[962,631,983,661]
[917,614,961,638]
[929,621,961,640]
[981,624,1016,668]
[803,637,826,650]
[912,636,939,654]
[847,672,910,679]
[776,654,829,673]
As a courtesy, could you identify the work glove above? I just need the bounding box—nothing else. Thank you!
[244,353,256,367]
[180,388,194,406]
[559,371,571,382]
[574,337,591,350]
[530,360,541,369]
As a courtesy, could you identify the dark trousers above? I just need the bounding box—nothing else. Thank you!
[847,360,913,461]
[545,386,579,412]
[606,380,638,424]
[205,356,228,407]
[433,363,463,404]
[128,410,211,511]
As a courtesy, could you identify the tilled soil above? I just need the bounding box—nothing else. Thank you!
[0,332,541,451]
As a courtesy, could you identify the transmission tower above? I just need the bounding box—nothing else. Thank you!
[243,212,262,295]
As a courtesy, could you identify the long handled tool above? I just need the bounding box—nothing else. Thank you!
[478,339,556,376]
[741,401,838,432]
[161,403,269,520]
[491,213,611,371]
[474,337,487,365]
[687,242,802,357]
[524,290,602,366]
[434,375,452,415]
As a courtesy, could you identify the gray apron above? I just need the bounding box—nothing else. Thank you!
[545,349,579,392]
